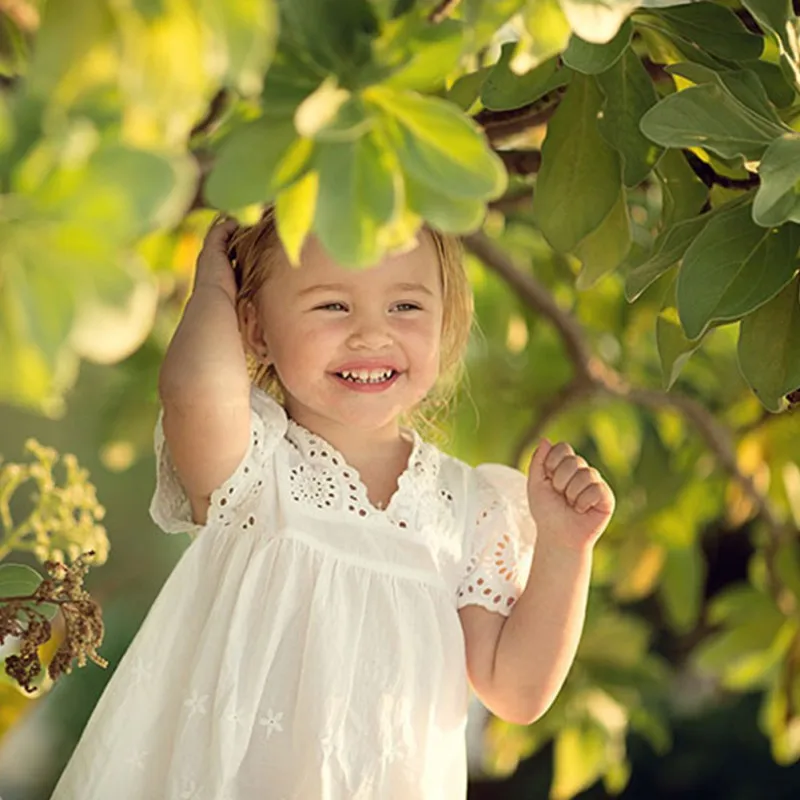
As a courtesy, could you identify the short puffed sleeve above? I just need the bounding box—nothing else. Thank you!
[149,387,287,534]
[457,463,537,616]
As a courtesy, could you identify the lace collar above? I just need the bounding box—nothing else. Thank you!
[283,418,441,527]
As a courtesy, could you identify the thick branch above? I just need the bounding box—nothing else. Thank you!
[474,96,562,144]
[683,150,759,190]
[462,232,593,381]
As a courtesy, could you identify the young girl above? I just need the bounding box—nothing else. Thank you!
[52,210,615,799]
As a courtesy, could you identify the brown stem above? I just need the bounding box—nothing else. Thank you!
[428,0,462,23]
[474,96,562,144]
[463,229,794,607]
[498,149,542,176]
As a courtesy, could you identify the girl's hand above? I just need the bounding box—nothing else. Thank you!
[527,439,615,552]
[193,217,240,302]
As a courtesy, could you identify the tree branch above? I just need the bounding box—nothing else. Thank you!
[474,95,562,144]
[498,149,541,176]
[462,231,593,381]
[463,230,795,607]
[683,150,759,190]
[428,0,462,23]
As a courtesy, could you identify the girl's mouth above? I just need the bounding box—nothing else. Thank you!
[336,368,396,384]
[332,369,400,391]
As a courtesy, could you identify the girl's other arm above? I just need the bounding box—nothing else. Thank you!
[158,219,252,524]
[459,546,592,725]
[460,440,615,725]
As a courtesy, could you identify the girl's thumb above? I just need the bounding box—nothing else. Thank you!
[529,439,551,478]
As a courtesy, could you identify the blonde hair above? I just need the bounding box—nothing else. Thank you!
[224,207,473,440]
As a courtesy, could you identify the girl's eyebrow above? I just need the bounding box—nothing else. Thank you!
[297,282,434,297]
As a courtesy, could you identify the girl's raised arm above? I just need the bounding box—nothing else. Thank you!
[158,218,252,525]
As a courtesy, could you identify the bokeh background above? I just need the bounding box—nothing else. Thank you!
[3,0,800,798]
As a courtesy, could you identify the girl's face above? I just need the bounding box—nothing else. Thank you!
[245,234,444,439]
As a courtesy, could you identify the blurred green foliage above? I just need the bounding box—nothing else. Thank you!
[1,0,800,798]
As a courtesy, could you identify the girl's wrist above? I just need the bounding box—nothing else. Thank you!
[191,280,237,307]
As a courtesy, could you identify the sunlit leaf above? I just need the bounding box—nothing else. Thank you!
[562,19,632,74]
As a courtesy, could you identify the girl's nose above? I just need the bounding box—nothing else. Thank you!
[347,313,393,350]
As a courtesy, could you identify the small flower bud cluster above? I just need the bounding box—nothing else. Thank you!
[1,553,106,693]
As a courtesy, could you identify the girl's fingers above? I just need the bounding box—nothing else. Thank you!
[202,218,238,249]
[549,455,581,492]
[564,468,597,505]
[575,483,606,514]
[543,442,575,476]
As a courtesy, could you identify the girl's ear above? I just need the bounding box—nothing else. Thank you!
[240,300,271,365]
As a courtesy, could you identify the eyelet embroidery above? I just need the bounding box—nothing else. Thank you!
[284,419,446,533]
[458,491,524,612]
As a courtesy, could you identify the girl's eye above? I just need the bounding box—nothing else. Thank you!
[316,302,348,312]
[393,303,421,312]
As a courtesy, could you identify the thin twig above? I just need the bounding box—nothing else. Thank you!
[428,0,462,23]
[498,149,542,176]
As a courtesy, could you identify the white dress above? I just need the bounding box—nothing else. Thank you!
[51,387,536,800]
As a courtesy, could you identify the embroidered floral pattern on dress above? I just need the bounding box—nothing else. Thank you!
[150,386,286,535]
[258,709,284,738]
[284,419,452,538]
[457,466,536,616]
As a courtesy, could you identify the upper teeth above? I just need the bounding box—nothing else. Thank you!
[340,369,394,383]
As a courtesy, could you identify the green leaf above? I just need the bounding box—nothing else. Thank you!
[738,275,800,411]
[666,65,786,130]
[656,281,705,389]
[26,0,115,96]
[573,186,632,288]
[595,46,662,187]
[404,173,486,233]
[624,208,714,302]
[658,541,705,633]
[553,724,609,800]
[382,19,465,92]
[446,68,492,111]
[205,118,298,209]
[198,0,278,95]
[515,0,572,71]
[0,564,58,621]
[295,85,373,142]
[276,171,319,265]
[677,203,800,338]
[0,564,42,601]
[367,86,506,199]
[277,0,379,83]
[462,0,527,52]
[533,73,622,253]
[261,43,325,118]
[655,149,708,229]
[652,3,764,62]
[741,0,800,87]
[740,59,797,109]
[562,19,632,75]
[754,134,800,227]
[559,0,639,46]
[313,132,397,266]
[640,80,787,163]
[480,46,570,112]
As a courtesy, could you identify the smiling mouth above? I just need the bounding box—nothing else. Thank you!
[335,368,397,384]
